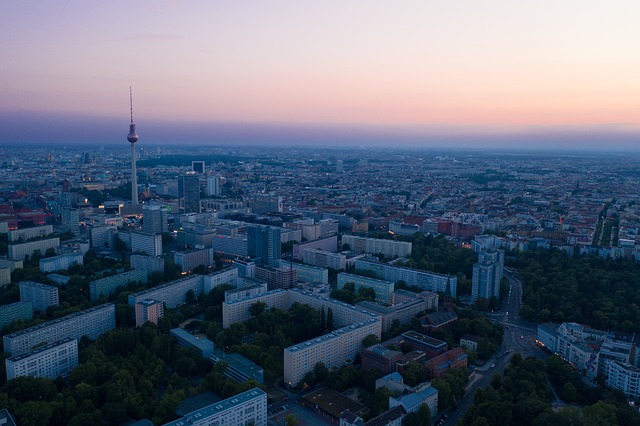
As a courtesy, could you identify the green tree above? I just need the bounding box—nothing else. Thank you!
[326,307,334,331]
[284,414,299,426]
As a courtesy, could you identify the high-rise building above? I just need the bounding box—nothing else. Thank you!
[207,173,221,196]
[135,299,164,327]
[191,160,205,174]
[179,173,200,213]
[18,281,59,312]
[127,87,139,206]
[0,301,33,331]
[131,231,162,257]
[471,249,504,303]
[89,269,148,301]
[61,208,79,233]
[247,225,281,266]
[142,204,168,234]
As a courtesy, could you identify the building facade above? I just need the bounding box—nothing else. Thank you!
[355,259,457,296]
[89,269,148,301]
[135,299,164,327]
[5,338,78,380]
[18,281,59,312]
[342,235,412,258]
[3,303,116,356]
[39,252,84,273]
[337,272,395,304]
[0,301,33,331]
[128,275,205,309]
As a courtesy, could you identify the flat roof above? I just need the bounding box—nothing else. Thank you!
[302,387,368,420]
[170,328,214,352]
[130,275,202,298]
[286,319,380,353]
[163,388,266,426]
[7,337,75,362]
[4,303,114,338]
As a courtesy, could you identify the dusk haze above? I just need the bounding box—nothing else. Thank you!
[1,1,640,149]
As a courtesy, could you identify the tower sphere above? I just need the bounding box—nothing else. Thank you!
[127,125,139,143]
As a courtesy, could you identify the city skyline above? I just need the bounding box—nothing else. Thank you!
[2,1,640,149]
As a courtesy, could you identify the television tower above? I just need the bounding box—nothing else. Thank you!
[127,87,139,205]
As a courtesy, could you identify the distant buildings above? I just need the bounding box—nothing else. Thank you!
[304,248,346,270]
[247,225,281,266]
[8,237,60,261]
[131,231,162,257]
[342,235,412,258]
[179,173,201,213]
[142,204,168,234]
[128,275,204,309]
[355,259,456,296]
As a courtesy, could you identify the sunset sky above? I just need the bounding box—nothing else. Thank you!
[1,1,639,148]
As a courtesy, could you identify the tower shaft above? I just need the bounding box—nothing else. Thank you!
[131,142,138,205]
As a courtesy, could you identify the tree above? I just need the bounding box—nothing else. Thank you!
[249,301,266,318]
[362,334,380,348]
[284,414,299,426]
[326,307,334,331]
[320,306,326,331]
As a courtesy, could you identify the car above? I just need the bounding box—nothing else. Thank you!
[520,335,524,339]
[491,362,496,368]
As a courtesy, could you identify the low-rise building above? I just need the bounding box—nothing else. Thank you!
[170,328,214,358]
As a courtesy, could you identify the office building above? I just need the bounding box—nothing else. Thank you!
[90,269,148,301]
[162,388,267,426]
[3,303,116,356]
[250,194,282,214]
[337,272,394,304]
[5,338,78,380]
[212,234,248,257]
[130,254,165,274]
[0,301,33,331]
[191,160,205,174]
[39,252,83,273]
[8,237,60,261]
[142,204,168,234]
[355,259,457,296]
[207,174,221,196]
[179,173,201,213]
[128,275,204,309]
[303,248,346,270]
[170,327,214,358]
[131,231,162,257]
[247,225,281,266]
[61,208,80,232]
[18,281,59,312]
[135,299,164,327]
[210,350,264,384]
[342,235,412,258]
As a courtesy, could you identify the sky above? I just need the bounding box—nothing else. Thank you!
[1,1,640,149]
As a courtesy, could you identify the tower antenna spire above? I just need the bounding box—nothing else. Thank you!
[130,86,134,125]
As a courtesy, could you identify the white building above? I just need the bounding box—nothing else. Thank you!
[131,231,162,257]
[8,225,53,242]
[127,275,205,309]
[8,237,60,261]
[304,248,347,270]
[162,388,267,426]
[18,281,59,312]
[276,260,329,284]
[3,303,115,357]
[337,272,395,304]
[5,338,78,380]
[284,319,381,386]
[39,252,84,273]
[204,267,239,292]
[354,259,456,296]
[0,267,10,286]
[222,290,290,328]
[607,361,640,401]
[130,254,165,274]
[342,235,412,258]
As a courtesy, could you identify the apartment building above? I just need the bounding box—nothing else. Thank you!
[89,269,148,301]
[0,301,33,331]
[204,267,239,292]
[130,254,165,274]
[354,259,457,296]
[337,272,394,304]
[18,281,59,312]
[3,303,115,356]
[342,235,412,258]
[8,237,60,261]
[128,275,205,309]
[303,248,346,270]
[135,299,164,327]
[162,388,267,426]
[8,225,53,242]
[276,260,329,284]
[39,252,84,273]
[5,337,78,380]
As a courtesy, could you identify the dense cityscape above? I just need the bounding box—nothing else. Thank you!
[0,143,640,425]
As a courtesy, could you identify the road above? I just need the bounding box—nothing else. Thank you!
[442,271,548,426]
